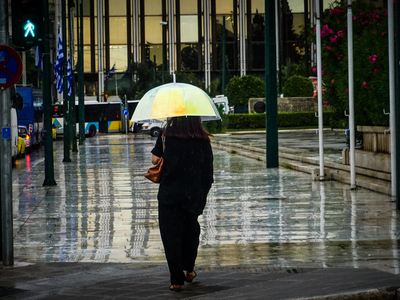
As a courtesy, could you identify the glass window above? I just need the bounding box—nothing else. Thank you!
[145,44,163,66]
[109,0,126,16]
[181,16,198,43]
[82,1,91,16]
[110,45,128,71]
[215,15,235,42]
[292,13,304,35]
[180,44,199,71]
[287,0,304,13]
[83,46,92,73]
[109,17,127,44]
[73,17,93,45]
[216,0,233,14]
[145,0,162,15]
[251,13,264,42]
[180,0,197,14]
[145,16,163,44]
[251,0,264,14]
[324,0,337,10]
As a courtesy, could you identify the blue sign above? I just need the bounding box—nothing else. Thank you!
[123,109,129,116]
[2,127,11,139]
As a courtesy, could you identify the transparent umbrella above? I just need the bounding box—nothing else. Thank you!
[131,82,221,123]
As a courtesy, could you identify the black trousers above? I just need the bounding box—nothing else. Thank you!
[158,202,200,285]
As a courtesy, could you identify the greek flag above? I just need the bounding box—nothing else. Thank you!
[55,26,64,94]
[105,64,115,80]
[67,53,73,96]
[35,46,43,71]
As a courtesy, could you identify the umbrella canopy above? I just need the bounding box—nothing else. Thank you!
[131,82,221,123]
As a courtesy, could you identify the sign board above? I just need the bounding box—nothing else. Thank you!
[123,109,129,116]
[0,45,23,90]
[2,127,11,139]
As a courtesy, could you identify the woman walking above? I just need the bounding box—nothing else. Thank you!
[151,116,214,291]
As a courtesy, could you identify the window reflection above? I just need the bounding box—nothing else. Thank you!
[181,16,198,43]
[110,45,128,71]
[145,0,162,15]
[180,0,197,14]
[180,44,199,71]
[109,0,126,16]
[145,44,162,66]
[216,1,233,14]
[145,16,163,44]
[110,17,127,44]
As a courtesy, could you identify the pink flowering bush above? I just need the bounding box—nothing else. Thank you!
[319,0,392,127]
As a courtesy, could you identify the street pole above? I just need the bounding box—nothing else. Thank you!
[62,0,71,162]
[265,0,279,168]
[388,0,396,197]
[347,0,356,189]
[42,0,57,186]
[315,0,325,180]
[396,0,400,210]
[0,0,13,266]
[222,16,226,94]
[78,0,85,145]
[68,0,77,152]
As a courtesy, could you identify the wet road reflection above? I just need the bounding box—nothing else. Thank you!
[11,134,400,274]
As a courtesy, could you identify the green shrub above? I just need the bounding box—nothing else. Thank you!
[226,111,335,129]
[225,75,265,106]
[282,75,314,97]
[203,104,229,134]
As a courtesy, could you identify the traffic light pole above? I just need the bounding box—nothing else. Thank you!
[0,0,14,266]
[42,0,57,186]
[68,0,77,153]
[62,0,71,163]
[78,0,85,145]
[265,0,279,168]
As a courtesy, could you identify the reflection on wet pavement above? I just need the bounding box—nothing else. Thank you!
[213,130,348,164]
[11,134,400,274]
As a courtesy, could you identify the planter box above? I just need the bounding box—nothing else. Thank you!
[343,126,391,174]
[357,125,390,153]
[342,148,391,173]
[248,97,331,113]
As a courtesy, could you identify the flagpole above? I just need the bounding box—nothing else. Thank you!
[115,62,118,97]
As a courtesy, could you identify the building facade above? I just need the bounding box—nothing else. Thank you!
[54,0,385,98]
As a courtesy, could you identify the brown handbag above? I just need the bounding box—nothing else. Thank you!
[145,137,165,183]
[145,157,164,183]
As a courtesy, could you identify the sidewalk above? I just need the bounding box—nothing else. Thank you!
[1,263,399,299]
[2,132,399,299]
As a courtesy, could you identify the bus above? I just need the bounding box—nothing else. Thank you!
[16,87,44,147]
[52,100,139,137]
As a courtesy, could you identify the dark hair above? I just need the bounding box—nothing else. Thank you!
[162,116,211,141]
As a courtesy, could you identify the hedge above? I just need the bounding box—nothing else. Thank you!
[226,112,335,129]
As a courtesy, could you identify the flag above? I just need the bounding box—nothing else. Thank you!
[67,52,73,96]
[55,26,64,94]
[35,45,43,71]
[105,64,115,81]
[121,67,131,80]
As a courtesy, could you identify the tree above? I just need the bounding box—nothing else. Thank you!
[318,0,390,127]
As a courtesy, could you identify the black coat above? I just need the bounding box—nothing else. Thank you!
[151,135,214,215]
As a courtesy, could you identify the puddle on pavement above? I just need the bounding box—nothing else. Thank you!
[11,134,400,274]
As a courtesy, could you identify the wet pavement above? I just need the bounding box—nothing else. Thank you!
[3,131,400,299]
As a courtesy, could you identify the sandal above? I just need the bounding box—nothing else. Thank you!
[185,271,197,283]
[169,284,182,292]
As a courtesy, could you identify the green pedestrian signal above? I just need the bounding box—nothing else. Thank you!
[12,0,44,48]
[24,20,36,37]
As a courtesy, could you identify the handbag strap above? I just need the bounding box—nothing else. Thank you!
[162,136,165,151]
